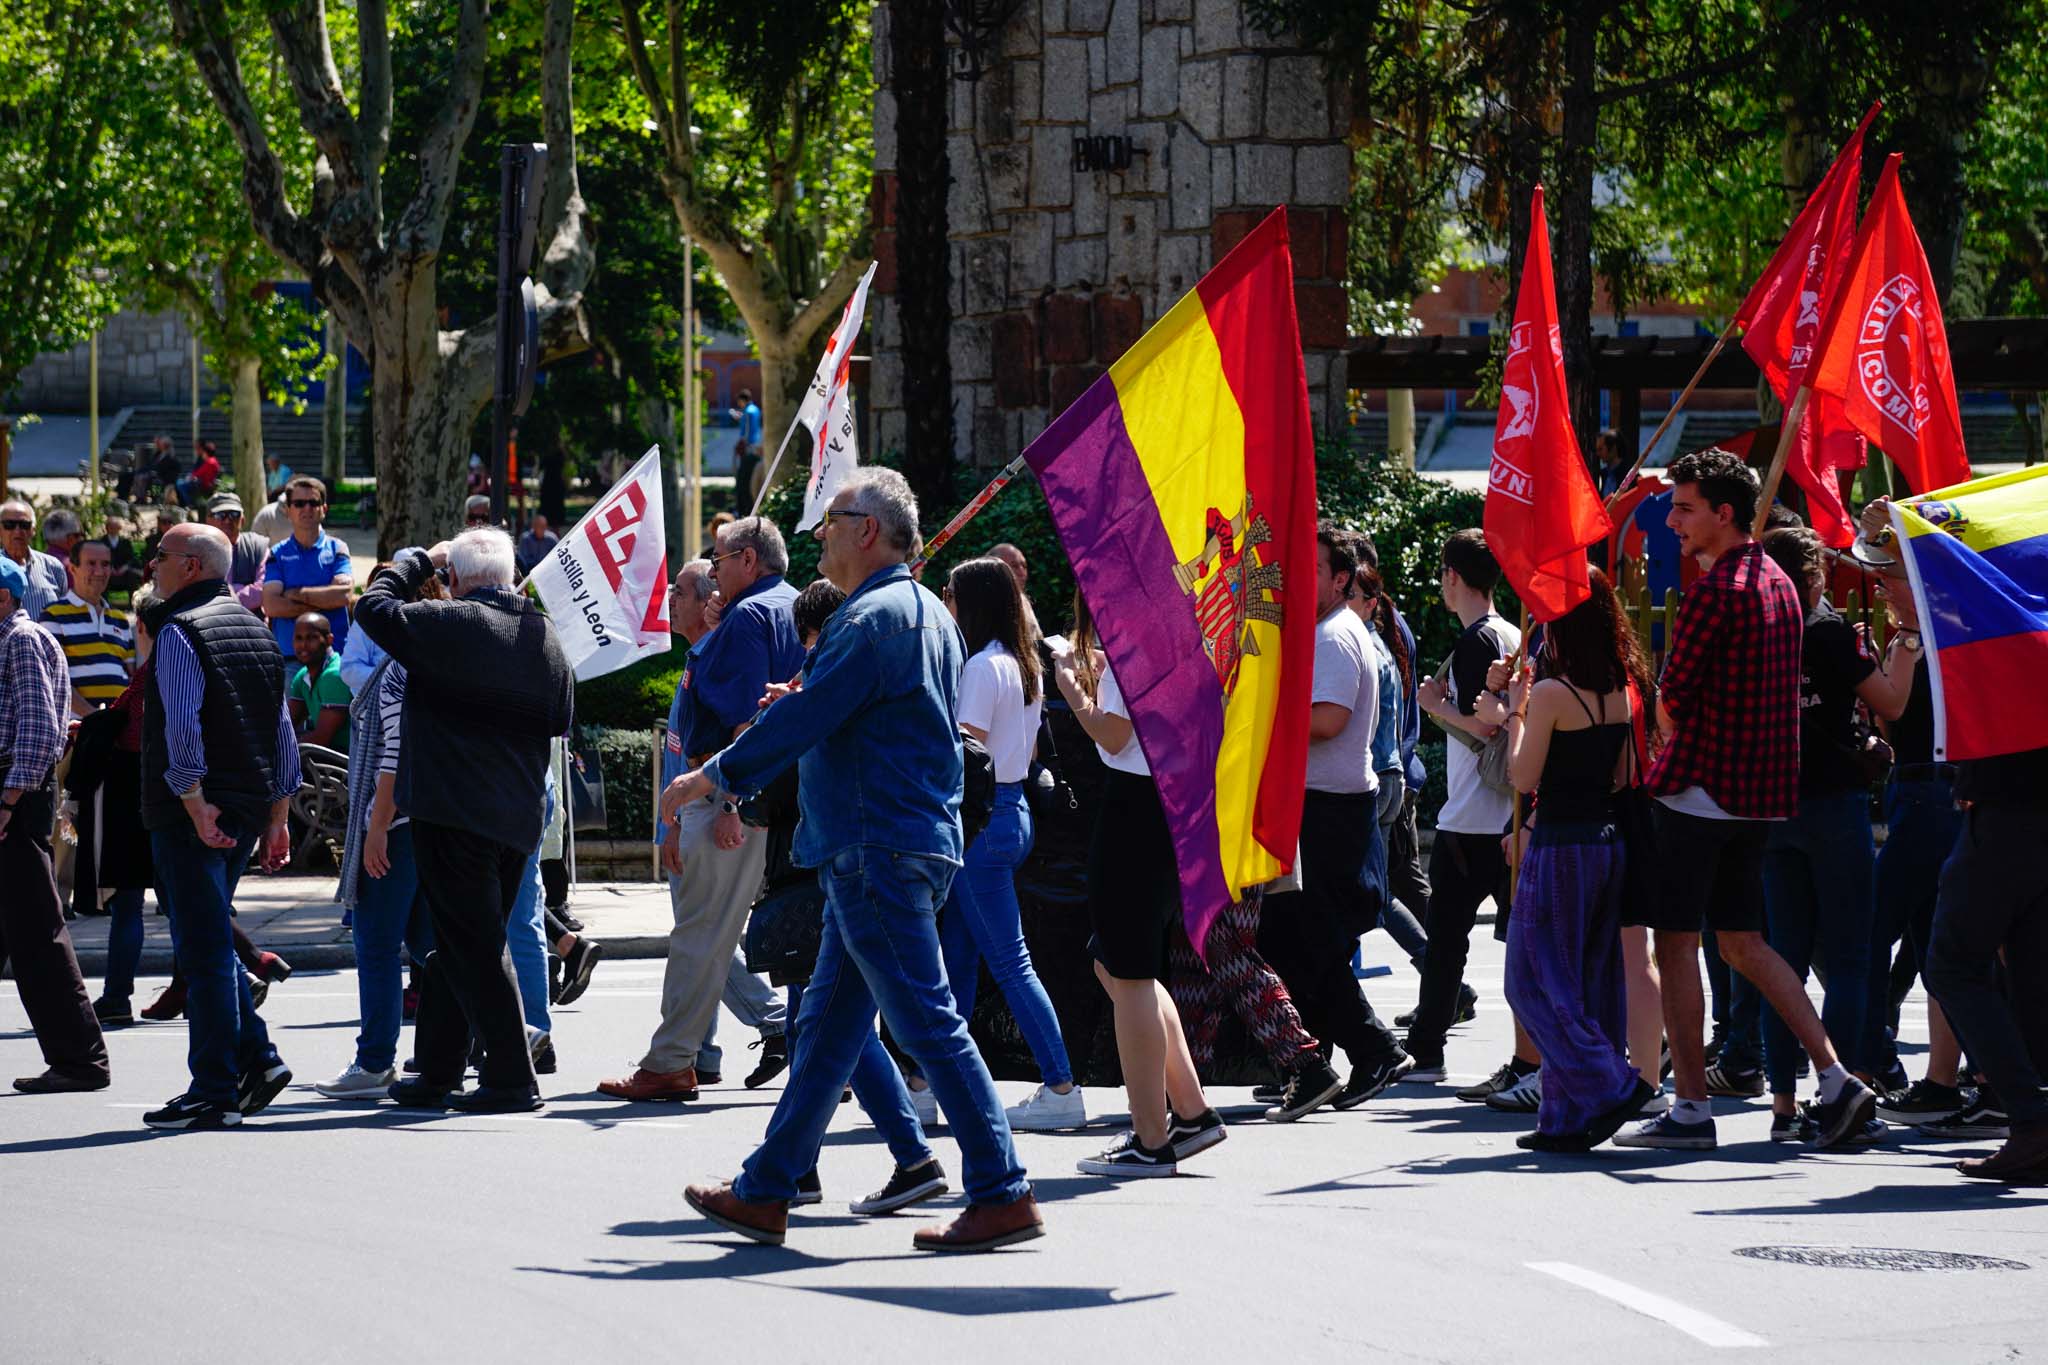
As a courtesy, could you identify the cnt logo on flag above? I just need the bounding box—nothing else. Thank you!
[1855,274,1936,439]
[1488,320,1557,507]
[1788,242,1826,372]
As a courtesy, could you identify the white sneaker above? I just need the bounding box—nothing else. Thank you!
[1005,1084,1086,1131]
[1483,1067,1542,1113]
[1637,1087,1671,1117]
[909,1083,939,1128]
[315,1063,397,1099]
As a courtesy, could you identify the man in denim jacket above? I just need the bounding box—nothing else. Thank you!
[668,469,1042,1254]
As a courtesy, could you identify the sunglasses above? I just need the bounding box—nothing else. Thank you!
[0,519,31,531]
[149,549,200,567]
[466,515,492,526]
[289,498,326,510]
[708,546,750,566]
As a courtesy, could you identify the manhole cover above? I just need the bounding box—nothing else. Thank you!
[1736,1246,2030,1273]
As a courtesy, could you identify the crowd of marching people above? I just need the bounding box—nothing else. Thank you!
[3,442,2045,1255]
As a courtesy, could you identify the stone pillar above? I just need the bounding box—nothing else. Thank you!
[868,0,1353,471]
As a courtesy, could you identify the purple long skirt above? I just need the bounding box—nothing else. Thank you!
[1503,828,1640,1136]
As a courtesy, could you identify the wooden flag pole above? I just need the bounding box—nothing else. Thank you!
[1751,386,1813,536]
[1604,320,1739,514]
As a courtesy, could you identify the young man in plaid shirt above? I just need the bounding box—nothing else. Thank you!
[1615,449,1878,1151]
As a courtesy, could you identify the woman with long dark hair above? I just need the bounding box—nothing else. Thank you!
[1499,569,1656,1150]
[938,557,1082,1130]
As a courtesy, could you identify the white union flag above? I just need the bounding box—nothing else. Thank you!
[526,445,672,681]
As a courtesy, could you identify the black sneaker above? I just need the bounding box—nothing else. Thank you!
[144,1094,241,1130]
[850,1158,949,1215]
[1265,1060,1344,1123]
[388,1075,462,1108]
[1076,1131,1177,1177]
[1166,1107,1229,1159]
[556,937,604,1006]
[745,1034,790,1089]
[1876,1078,1967,1126]
[1393,987,1477,1031]
[1770,1108,1817,1144]
[92,997,134,1028]
[1920,1095,2010,1140]
[1251,1079,1286,1105]
[1810,1076,1877,1149]
[449,1084,544,1113]
[1457,1058,1533,1104]
[1704,1062,1765,1098]
[237,1058,293,1116]
[531,1032,557,1076]
[1333,1053,1416,1110]
[1403,1051,1448,1083]
[792,1169,824,1208]
[1705,1025,1727,1066]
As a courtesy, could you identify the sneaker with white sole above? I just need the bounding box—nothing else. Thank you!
[1076,1131,1176,1177]
[1637,1088,1671,1117]
[1613,1112,1718,1150]
[1919,1095,2009,1141]
[1166,1108,1229,1160]
[1876,1079,1967,1126]
[1006,1084,1086,1131]
[908,1084,939,1129]
[1457,1058,1534,1104]
[1264,1060,1345,1123]
[315,1063,399,1099]
[851,1158,949,1216]
[1484,1067,1542,1113]
[1810,1076,1878,1149]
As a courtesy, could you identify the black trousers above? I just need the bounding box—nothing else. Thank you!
[540,857,568,911]
[411,820,536,1092]
[1386,788,1433,924]
[0,788,108,1080]
[1926,801,2048,1125]
[1257,790,1402,1069]
[1405,828,1510,1059]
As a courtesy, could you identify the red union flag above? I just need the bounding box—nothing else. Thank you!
[1735,103,1878,546]
[1485,186,1611,622]
[526,444,672,680]
[1808,153,1971,495]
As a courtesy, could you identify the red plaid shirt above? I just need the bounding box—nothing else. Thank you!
[1647,541,1803,819]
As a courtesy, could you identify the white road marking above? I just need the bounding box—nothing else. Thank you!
[1526,1262,1768,1348]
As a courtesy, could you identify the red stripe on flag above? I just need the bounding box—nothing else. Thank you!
[1938,632,2048,762]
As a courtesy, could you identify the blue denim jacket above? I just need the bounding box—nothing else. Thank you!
[704,563,966,867]
[1368,627,1401,778]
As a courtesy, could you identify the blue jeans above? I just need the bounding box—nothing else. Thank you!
[699,951,789,1077]
[787,977,932,1171]
[1760,789,1876,1093]
[735,844,1028,1207]
[350,822,434,1072]
[937,785,1073,1087]
[102,886,146,1007]
[505,778,557,1036]
[152,824,276,1104]
[1870,776,1963,1073]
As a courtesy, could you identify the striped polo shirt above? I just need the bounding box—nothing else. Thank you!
[38,591,134,706]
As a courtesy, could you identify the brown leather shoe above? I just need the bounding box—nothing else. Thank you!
[12,1068,110,1094]
[684,1181,787,1246]
[596,1066,698,1102]
[912,1193,1045,1253]
[1957,1118,2048,1183]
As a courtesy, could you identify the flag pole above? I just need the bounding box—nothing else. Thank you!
[909,453,1031,572]
[1604,319,1739,513]
[747,415,805,518]
[1751,386,1813,536]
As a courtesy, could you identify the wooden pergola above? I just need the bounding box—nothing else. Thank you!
[1344,317,2048,462]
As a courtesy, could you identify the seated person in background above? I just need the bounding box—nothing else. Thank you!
[265,453,294,497]
[175,442,223,507]
[288,612,353,751]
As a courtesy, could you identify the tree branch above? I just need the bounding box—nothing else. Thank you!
[169,0,327,279]
[390,0,488,259]
[265,0,364,185]
[358,0,393,180]
[788,243,872,346]
[537,0,593,333]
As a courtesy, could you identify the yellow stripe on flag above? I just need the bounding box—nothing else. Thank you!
[1111,290,1285,897]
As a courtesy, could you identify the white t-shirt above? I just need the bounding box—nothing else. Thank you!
[1436,612,1521,835]
[1305,607,1379,796]
[1091,659,1150,776]
[957,641,1042,783]
[1656,786,1739,820]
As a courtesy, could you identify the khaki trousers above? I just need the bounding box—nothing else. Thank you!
[640,796,770,1072]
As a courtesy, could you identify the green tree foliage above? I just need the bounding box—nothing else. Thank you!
[0,1,141,403]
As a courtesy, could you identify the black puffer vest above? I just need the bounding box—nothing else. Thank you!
[140,578,289,834]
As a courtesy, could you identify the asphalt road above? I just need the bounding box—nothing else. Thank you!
[4,937,2045,1364]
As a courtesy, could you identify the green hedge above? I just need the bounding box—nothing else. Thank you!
[576,654,686,731]
[579,725,661,842]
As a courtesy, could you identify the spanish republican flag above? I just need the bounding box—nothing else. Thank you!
[1024,207,1316,948]
[1893,465,2048,762]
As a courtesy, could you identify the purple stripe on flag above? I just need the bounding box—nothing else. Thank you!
[1023,374,1233,929]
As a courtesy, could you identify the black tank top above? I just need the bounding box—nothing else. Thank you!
[1536,686,1630,825]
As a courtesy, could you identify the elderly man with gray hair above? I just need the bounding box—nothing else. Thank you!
[673,468,1042,1255]
[138,522,301,1129]
[601,519,803,1102]
[0,499,72,622]
[356,527,574,1114]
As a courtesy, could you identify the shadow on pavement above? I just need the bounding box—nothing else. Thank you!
[764,1284,1173,1315]
[1697,1181,2048,1217]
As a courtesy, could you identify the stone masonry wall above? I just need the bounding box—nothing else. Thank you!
[869,0,1351,471]
[9,307,216,412]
